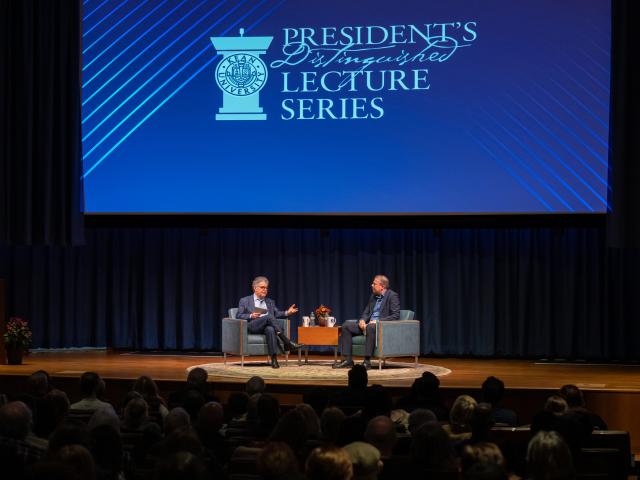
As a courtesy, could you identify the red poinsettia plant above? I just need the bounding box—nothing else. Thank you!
[315,305,332,318]
[3,317,32,349]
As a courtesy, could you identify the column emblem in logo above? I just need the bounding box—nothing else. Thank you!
[210,28,273,121]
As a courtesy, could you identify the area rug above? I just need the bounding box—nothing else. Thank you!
[188,360,451,382]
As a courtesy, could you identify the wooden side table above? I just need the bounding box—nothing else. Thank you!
[297,326,341,365]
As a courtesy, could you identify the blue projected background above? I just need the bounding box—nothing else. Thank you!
[81,0,611,213]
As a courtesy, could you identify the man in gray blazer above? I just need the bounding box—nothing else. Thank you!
[334,275,400,370]
[237,276,301,368]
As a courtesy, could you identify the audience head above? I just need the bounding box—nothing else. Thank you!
[161,427,204,457]
[411,421,457,471]
[154,451,209,480]
[55,444,96,480]
[164,407,191,436]
[303,387,330,417]
[27,370,51,397]
[196,401,224,434]
[257,441,301,480]
[463,461,508,480]
[420,372,441,397]
[90,424,123,473]
[306,445,354,480]
[348,365,368,390]
[186,368,209,389]
[246,375,266,396]
[269,408,308,449]
[470,402,495,440]
[344,442,382,480]
[35,389,71,437]
[364,416,397,457]
[0,400,32,439]
[450,394,478,433]
[408,408,437,435]
[462,442,506,472]
[79,372,104,398]
[123,397,148,429]
[482,376,505,405]
[257,394,281,432]
[296,403,321,439]
[226,391,249,419]
[321,407,346,444]
[182,389,206,423]
[363,385,393,420]
[526,430,574,480]
[48,420,91,455]
[88,405,120,432]
[559,385,585,408]
[133,375,161,400]
[544,395,569,415]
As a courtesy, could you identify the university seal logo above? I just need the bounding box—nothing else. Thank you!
[210,29,273,121]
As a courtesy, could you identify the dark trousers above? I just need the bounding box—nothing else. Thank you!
[341,322,376,359]
[247,315,288,356]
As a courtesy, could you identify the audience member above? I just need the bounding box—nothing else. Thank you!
[407,408,437,436]
[394,372,449,421]
[559,384,607,430]
[306,445,354,480]
[321,407,346,445]
[33,389,70,439]
[344,441,382,480]
[482,376,518,426]
[195,401,229,463]
[257,441,303,480]
[544,395,569,415]
[364,416,397,458]
[132,375,169,420]
[444,394,477,442]
[167,368,217,410]
[461,442,507,472]
[164,407,190,436]
[330,365,369,410]
[246,375,266,396]
[296,403,321,440]
[48,420,91,455]
[0,401,46,477]
[70,372,112,412]
[54,444,97,480]
[410,421,458,473]
[153,451,209,480]
[526,430,574,480]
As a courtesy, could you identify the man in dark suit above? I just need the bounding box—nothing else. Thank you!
[334,275,400,370]
[237,276,302,369]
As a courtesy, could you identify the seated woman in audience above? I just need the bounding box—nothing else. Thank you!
[132,375,168,421]
[526,430,574,480]
[443,394,477,442]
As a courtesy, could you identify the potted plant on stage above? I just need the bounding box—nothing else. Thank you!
[315,305,333,327]
[3,317,32,365]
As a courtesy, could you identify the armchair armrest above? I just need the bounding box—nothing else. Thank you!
[377,320,420,357]
[222,317,247,355]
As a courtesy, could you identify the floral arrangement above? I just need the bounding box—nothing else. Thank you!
[3,317,32,349]
[315,305,332,318]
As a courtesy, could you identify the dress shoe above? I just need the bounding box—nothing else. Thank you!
[362,359,372,370]
[332,359,354,369]
[270,356,280,369]
[285,341,303,353]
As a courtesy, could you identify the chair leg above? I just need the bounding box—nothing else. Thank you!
[241,355,244,367]
[378,359,382,370]
[414,355,418,368]
[285,352,289,366]
[223,353,227,366]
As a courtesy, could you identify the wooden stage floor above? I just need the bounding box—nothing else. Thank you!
[2,350,640,453]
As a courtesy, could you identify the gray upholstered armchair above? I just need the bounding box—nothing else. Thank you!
[342,309,420,369]
[222,308,291,366]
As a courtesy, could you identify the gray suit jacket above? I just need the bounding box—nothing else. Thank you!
[237,295,288,321]
[360,289,400,323]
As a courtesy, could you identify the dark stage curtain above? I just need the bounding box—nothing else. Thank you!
[607,0,640,248]
[0,0,84,246]
[2,226,628,359]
